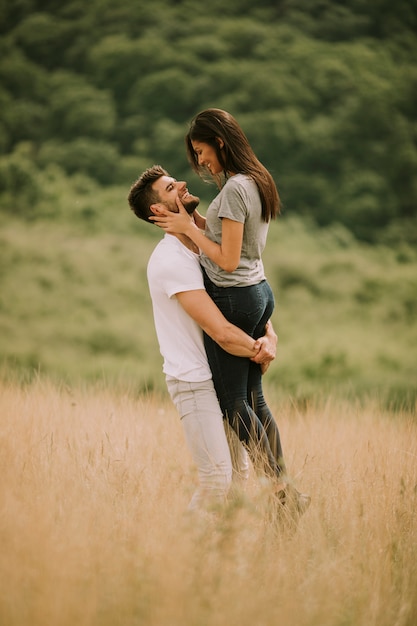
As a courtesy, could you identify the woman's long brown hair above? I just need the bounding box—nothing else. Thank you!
[185,108,280,221]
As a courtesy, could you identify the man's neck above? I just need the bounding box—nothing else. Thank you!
[175,233,199,254]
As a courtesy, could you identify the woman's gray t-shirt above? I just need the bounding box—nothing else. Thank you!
[200,173,269,287]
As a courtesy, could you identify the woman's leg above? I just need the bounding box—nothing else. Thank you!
[247,282,287,475]
[224,420,250,484]
[247,360,286,475]
[202,275,285,480]
[204,334,281,479]
[166,377,233,511]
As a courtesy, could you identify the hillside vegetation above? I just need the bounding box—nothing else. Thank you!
[1,205,416,409]
[1,0,416,407]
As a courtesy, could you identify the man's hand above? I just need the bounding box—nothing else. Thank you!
[251,321,278,374]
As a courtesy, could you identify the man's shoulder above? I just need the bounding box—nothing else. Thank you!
[148,235,202,286]
[149,235,195,266]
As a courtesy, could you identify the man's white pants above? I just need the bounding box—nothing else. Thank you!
[166,377,249,511]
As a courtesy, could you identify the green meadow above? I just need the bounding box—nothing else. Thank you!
[1,185,416,411]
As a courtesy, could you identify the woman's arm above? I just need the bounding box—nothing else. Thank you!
[186,216,243,272]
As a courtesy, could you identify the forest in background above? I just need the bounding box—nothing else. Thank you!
[0,0,416,408]
[1,0,417,243]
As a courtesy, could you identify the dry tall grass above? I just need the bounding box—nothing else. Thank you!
[1,376,416,626]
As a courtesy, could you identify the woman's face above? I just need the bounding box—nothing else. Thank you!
[191,140,223,175]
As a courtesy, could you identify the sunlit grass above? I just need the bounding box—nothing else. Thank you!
[1,375,416,626]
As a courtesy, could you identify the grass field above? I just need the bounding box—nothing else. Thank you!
[1,375,416,626]
[1,211,416,408]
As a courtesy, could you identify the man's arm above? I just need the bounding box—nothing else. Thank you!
[251,320,278,374]
[251,320,278,364]
[176,289,262,359]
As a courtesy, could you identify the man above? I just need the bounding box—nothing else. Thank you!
[128,165,277,512]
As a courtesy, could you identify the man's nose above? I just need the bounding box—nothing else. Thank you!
[177,181,186,191]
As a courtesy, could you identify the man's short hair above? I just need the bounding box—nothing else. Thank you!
[128,165,169,222]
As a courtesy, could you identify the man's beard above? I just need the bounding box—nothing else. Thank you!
[183,195,200,214]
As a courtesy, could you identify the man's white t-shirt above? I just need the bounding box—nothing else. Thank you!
[147,234,212,382]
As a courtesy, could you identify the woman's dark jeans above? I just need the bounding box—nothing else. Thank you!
[203,270,286,480]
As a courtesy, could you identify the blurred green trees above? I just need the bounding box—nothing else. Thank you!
[1,0,416,242]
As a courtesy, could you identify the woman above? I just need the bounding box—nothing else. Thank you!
[151,109,309,514]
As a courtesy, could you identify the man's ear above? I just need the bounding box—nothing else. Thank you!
[150,203,165,215]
